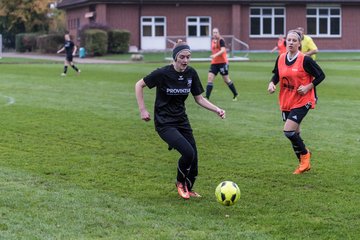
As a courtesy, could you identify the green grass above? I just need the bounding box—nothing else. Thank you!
[0,57,359,239]
[0,57,56,64]
[95,51,360,62]
[95,51,214,62]
[2,51,359,64]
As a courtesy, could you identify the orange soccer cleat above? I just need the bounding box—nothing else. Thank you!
[176,181,190,199]
[188,190,202,198]
[293,149,311,174]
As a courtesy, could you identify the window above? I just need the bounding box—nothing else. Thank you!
[68,18,79,30]
[186,17,211,37]
[88,5,96,23]
[306,6,341,37]
[141,17,166,37]
[250,7,285,37]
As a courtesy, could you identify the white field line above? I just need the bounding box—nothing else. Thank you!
[0,94,15,106]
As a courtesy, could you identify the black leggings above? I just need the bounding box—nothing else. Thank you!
[157,126,198,190]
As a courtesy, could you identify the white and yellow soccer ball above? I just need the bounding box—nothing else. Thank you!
[215,181,241,206]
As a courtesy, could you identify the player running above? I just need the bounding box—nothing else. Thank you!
[57,33,80,76]
[267,30,325,174]
[205,28,239,101]
[135,40,226,199]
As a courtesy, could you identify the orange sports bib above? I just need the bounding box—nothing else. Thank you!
[277,52,316,111]
[211,38,228,64]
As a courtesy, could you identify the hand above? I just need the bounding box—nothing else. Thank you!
[140,109,151,122]
[268,82,276,94]
[297,84,312,95]
[217,108,226,119]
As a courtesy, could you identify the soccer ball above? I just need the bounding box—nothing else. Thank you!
[215,181,241,206]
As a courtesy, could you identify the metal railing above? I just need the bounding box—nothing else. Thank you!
[164,35,249,61]
[223,35,250,59]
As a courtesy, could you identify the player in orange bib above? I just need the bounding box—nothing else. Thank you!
[271,35,287,55]
[205,28,238,101]
[268,30,325,174]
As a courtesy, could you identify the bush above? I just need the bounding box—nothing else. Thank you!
[36,34,64,53]
[108,29,130,53]
[15,33,40,52]
[83,29,108,56]
[79,23,110,48]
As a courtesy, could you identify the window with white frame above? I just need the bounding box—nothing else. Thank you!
[141,17,166,37]
[250,7,285,37]
[306,6,341,36]
[186,17,211,37]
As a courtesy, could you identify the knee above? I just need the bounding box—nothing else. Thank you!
[284,130,296,140]
[208,74,215,82]
[183,147,195,161]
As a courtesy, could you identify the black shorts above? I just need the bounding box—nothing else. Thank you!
[282,103,312,124]
[209,63,229,76]
[66,55,73,62]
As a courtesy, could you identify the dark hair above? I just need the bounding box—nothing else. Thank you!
[172,41,191,60]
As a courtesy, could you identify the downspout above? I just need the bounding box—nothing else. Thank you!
[138,0,143,50]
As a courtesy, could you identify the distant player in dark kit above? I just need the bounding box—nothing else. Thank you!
[57,33,80,76]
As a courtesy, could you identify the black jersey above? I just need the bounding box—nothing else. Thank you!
[64,40,75,56]
[143,65,204,130]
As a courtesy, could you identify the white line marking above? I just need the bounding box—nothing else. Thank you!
[6,96,15,105]
[0,94,16,106]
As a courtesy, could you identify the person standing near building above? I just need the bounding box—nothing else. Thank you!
[271,35,287,55]
[296,27,318,60]
[135,41,226,199]
[297,27,320,101]
[205,28,238,101]
[57,33,81,76]
[267,30,325,174]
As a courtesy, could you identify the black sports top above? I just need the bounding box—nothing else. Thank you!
[64,40,75,56]
[143,65,204,130]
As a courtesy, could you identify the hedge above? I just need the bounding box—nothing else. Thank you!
[37,34,64,53]
[15,33,40,52]
[108,29,130,53]
[83,29,108,56]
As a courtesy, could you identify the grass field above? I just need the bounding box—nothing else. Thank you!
[97,51,360,62]
[0,55,359,239]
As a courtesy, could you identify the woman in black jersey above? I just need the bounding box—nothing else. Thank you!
[135,41,226,199]
[57,33,80,76]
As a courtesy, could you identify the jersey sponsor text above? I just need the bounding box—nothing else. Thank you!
[166,88,191,95]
